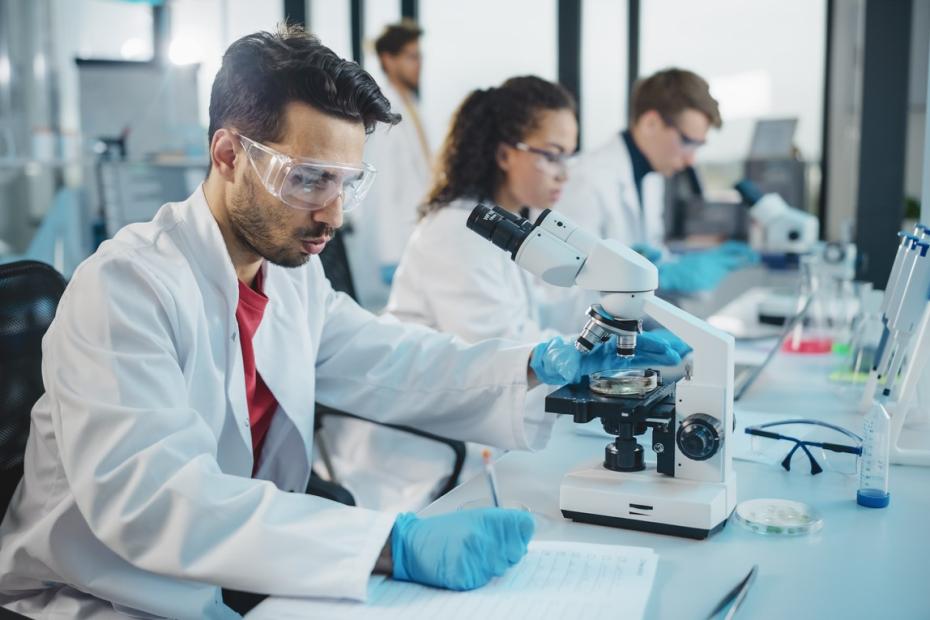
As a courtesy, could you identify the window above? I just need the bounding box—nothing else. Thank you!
[418,0,557,151]
[640,0,827,209]
[78,0,154,61]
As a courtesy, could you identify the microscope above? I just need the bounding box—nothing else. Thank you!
[467,205,736,539]
[735,179,819,255]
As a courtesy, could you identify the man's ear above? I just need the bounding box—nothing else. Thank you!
[211,129,238,182]
[637,109,664,133]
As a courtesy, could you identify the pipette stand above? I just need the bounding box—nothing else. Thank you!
[885,302,930,466]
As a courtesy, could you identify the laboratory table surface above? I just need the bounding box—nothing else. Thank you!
[420,350,930,620]
[251,273,929,619]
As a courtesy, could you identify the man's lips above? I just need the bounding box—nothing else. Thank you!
[300,237,330,254]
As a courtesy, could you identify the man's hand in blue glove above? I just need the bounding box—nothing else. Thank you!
[391,509,534,590]
[631,243,663,264]
[702,240,760,269]
[657,241,759,294]
[530,333,682,386]
[380,263,398,286]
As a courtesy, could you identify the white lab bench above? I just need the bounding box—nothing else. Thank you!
[251,274,929,619]
[420,349,930,619]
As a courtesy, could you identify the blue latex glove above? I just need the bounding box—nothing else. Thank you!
[392,509,534,591]
[380,263,398,286]
[631,243,663,264]
[702,241,760,269]
[647,328,693,358]
[658,242,759,294]
[658,254,729,293]
[530,333,682,385]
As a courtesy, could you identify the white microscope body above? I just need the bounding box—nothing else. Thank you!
[467,205,737,538]
[735,180,819,255]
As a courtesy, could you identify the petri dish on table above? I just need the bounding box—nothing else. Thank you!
[734,498,823,536]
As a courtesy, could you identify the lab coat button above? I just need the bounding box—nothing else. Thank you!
[231,331,238,342]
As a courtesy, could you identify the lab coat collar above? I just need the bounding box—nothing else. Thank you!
[179,184,250,307]
[621,129,654,205]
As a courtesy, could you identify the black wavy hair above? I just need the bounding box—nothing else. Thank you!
[207,24,400,151]
[421,75,575,218]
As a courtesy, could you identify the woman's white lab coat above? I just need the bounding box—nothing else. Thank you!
[344,80,432,310]
[556,133,667,249]
[316,200,570,513]
[0,188,541,619]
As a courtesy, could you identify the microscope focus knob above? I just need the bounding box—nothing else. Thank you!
[676,414,723,461]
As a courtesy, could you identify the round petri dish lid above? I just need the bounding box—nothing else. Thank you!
[734,498,823,536]
[589,368,659,397]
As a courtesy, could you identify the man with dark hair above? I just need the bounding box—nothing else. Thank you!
[0,26,668,619]
[558,68,756,293]
[345,19,431,310]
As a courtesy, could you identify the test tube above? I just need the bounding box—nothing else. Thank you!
[857,391,892,508]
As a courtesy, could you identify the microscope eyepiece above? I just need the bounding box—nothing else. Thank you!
[467,204,535,259]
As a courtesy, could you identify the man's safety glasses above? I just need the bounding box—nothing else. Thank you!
[660,115,706,153]
[511,142,575,177]
[745,419,863,475]
[237,134,376,213]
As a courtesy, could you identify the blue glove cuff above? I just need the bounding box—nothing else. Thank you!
[391,512,417,581]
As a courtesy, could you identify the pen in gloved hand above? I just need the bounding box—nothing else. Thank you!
[482,449,501,507]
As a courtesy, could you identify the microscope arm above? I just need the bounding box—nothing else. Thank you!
[643,295,734,389]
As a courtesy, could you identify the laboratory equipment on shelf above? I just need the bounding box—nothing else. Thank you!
[735,179,819,255]
[858,393,892,508]
[467,204,736,539]
[859,224,930,467]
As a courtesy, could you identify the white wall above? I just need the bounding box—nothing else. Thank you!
[418,0,557,152]
[310,0,352,62]
[639,0,827,166]
[580,0,628,151]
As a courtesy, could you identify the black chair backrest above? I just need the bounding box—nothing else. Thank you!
[317,230,358,301]
[0,261,66,516]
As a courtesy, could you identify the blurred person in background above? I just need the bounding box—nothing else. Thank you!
[346,20,433,309]
[557,68,757,295]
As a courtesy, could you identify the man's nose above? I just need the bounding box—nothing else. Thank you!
[313,196,344,230]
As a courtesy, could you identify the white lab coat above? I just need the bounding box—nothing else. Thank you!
[317,200,570,513]
[556,133,667,250]
[345,80,432,310]
[0,187,542,620]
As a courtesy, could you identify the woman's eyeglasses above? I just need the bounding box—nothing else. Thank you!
[511,142,575,177]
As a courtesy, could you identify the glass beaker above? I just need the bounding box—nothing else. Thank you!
[783,255,833,354]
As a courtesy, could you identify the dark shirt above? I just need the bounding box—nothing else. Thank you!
[621,129,654,208]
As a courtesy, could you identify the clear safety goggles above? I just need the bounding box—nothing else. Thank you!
[237,134,376,213]
[745,419,862,475]
[660,115,706,153]
[512,142,575,178]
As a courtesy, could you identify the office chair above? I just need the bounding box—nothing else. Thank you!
[0,261,67,518]
[312,231,467,505]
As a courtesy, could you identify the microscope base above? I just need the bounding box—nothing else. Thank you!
[559,458,736,540]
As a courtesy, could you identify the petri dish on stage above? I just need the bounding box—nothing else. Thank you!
[734,498,823,536]
[589,368,659,398]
